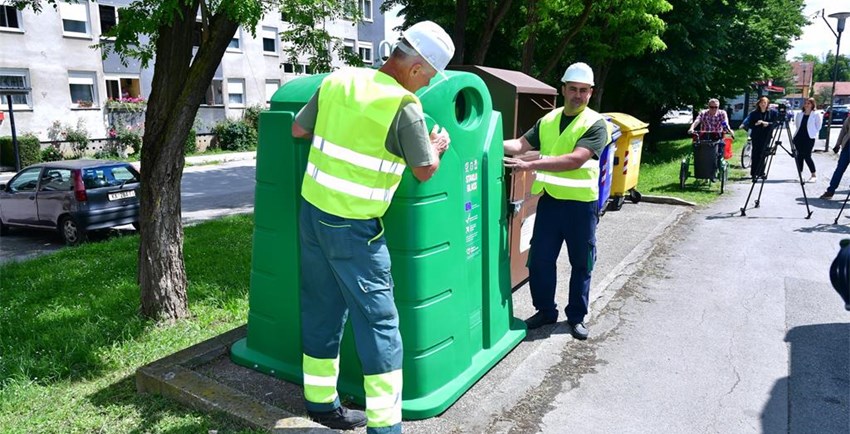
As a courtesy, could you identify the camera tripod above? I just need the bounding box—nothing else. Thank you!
[740,117,814,219]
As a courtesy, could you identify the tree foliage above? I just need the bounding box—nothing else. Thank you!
[796,52,850,83]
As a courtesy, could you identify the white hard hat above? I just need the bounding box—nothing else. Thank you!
[561,62,595,86]
[402,21,455,71]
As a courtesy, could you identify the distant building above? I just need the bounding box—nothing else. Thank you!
[786,61,814,109]
[813,82,850,107]
[0,0,388,140]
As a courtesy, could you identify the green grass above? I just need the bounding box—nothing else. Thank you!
[635,124,749,204]
[0,215,262,434]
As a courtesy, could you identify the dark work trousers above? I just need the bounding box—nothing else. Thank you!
[527,193,598,325]
[298,199,403,434]
[794,136,816,174]
[827,144,850,194]
[750,130,773,178]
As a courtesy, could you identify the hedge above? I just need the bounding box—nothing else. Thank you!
[1,134,41,168]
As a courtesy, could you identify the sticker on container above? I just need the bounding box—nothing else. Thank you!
[519,213,536,253]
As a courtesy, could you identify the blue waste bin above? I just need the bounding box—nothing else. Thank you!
[598,118,621,215]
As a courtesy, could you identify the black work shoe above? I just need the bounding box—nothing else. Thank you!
[567,322,589,340]
[308,406,367,430]
[525,311,557,330]
[820,191,835,199]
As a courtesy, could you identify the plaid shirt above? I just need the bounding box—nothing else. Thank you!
[697,109,729,133]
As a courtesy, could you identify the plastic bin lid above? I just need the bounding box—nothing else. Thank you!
[602,112,649,131]
[604,117,622,144]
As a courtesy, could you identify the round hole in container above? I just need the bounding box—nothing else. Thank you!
[454,87,483,129]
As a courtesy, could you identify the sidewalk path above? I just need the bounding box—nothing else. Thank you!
[530,134,849,433]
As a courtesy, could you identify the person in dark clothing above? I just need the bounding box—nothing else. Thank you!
[792,97,822,183]
[741,97,778,179]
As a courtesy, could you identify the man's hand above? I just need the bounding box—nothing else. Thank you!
[430,125,450,156]
[504,156,532,172]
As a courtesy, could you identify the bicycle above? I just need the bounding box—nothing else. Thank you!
[741,136,752,169]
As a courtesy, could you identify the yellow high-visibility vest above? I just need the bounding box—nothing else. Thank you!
[531,107,611,202]
[301,68,420,219]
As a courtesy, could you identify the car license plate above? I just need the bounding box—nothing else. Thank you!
[108,190,136,201]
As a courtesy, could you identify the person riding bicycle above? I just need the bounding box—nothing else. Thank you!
[688,98,735,159]
[688,98,735,138]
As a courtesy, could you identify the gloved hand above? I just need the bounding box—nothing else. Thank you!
[430,125,450,155]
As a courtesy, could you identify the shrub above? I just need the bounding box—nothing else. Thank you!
[116,127,143,156]
[0,134,42,167]
[40,147,64,162]
[243,104,263,132]
[47,119,89,157]
[184,128,197,155]
[212,119,257,151]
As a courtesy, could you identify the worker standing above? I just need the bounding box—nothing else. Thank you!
[290,21,454,433]
[503,62,611,340]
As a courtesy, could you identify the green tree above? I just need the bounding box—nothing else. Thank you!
[15,0,359,321]
[599,0,806,133]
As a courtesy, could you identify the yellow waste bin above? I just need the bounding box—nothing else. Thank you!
[604,112,649,211]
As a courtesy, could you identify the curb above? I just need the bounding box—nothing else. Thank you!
[640,195,697,207]
[136,326,326,432]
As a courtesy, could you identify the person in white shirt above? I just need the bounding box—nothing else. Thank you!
[793,97,822,183]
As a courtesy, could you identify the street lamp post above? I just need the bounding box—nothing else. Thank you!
[823,11,850,150]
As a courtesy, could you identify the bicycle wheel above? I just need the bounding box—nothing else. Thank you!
[741,140,752,169]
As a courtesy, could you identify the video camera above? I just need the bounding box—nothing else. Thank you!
[777,103,787,123]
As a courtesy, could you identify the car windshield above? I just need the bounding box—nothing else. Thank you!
[81,165,140,189]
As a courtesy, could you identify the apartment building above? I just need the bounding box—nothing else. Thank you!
[0,0,387,140]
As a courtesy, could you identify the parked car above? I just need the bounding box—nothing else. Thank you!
[828,105,849,125]
[0,160,141,245]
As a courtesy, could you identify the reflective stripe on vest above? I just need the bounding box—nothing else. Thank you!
[303,354,340,404]
[531,107,610,202]
[306,162,399,202]
[312,135,406,176]
[364,369,403,428]
[301,68,418,219]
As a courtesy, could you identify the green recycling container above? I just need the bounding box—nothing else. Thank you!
[230,70,526,419]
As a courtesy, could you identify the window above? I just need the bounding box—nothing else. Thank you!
[39,169,73,192]
[343,38,356,56]
[9,168,41,193]
[0,5,21,30]
[203,79,223,105]
[0,69,31,109]
[282,63,307,75]
[98,4,117,35]
[105,77,141,100]
[228,37,240,50]
[262,27,277,54]
[60,0,89,35]
[192,21,202,47]
[360,0,373,21]
[68,71,97,107]
[358,41,373,64]
[227,78,245,106]
[265,80,280,102]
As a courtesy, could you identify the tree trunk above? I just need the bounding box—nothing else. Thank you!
[471,0,513,65]
[138,0,239,321]
[520,0,539,74]
[590,61,611,111]
[451,0,469,64]
[541,0,594,78]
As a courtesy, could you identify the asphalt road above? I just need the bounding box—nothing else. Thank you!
[0,159,257,264]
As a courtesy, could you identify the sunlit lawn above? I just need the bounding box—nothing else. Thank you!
[0,215,262,434]
[636,124,749,205]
